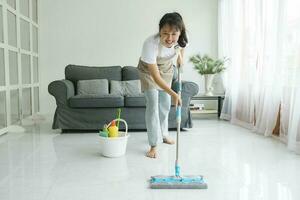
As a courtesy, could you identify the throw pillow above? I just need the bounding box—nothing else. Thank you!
[77,79,109,95]
[110,80,142,96]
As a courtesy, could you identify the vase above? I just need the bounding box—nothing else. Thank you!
[204,74,215,96]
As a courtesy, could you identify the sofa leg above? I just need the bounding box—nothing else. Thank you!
[61,129,67,133]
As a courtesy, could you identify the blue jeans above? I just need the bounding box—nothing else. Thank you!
[144,89,171,147]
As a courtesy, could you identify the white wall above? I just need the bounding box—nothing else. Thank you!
[39,0,218,114]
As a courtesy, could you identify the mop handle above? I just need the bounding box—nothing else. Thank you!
[175,64,182,177]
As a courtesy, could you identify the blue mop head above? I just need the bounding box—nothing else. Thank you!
[150,175,207,189]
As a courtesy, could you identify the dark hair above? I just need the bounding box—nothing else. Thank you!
[159,12,188,48]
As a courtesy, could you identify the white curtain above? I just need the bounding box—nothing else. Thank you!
[218,0,256,129]
[281,0,300,153]
[219,0,300,153]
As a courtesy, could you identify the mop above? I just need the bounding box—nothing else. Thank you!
[150,65,208,189]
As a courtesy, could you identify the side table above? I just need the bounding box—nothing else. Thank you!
[191,94,225,118]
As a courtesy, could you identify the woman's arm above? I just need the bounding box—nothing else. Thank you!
[147,64,181,106]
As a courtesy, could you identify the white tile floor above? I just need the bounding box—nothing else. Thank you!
[0,116,300,200]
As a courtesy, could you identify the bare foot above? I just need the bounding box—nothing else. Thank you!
[146,146,157,158]
[163,137,175,145]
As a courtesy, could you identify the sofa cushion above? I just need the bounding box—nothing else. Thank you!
[110,80,142,96]
[124,94,146,107]
[122,66,140,81]
[69,94,124,108]
[77,79,109,95]
[65,65,122,94]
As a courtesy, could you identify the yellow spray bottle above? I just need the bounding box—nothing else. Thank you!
[108,120,118,137]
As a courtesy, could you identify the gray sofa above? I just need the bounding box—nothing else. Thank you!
[48,65,199,131]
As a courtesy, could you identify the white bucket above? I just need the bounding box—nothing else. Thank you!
[99,119,129,158]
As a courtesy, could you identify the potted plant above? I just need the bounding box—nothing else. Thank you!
[189,54,228,96]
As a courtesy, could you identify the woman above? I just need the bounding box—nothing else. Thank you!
[138,12,188,158]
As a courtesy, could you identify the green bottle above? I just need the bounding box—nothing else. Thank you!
[99,124,109,137]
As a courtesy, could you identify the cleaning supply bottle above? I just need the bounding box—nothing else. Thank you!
[99,124,109,137]
[103,124,109,134]
[108,120,118,137]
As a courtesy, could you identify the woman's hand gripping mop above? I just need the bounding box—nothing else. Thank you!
[149,64,208,189]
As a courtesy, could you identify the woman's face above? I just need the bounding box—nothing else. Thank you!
[159,24,181,48]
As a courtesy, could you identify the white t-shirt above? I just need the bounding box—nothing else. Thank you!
[140,34,179,64]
